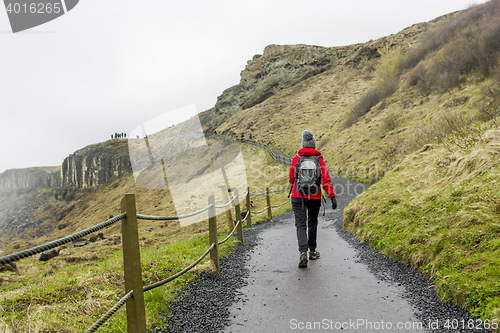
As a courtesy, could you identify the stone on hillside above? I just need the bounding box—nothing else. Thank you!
[39,248,61,262]
[73,240,88,248]
[0,262,17,272]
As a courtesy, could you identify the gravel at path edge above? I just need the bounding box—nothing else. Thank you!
[151,222,268,333]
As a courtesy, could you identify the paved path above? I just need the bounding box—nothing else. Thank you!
[222,177,426,333]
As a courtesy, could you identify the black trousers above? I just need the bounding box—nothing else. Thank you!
[292,197,322,253]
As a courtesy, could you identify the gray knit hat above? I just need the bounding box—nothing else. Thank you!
[301,130,316,148]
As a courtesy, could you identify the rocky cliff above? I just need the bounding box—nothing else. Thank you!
[212,44,353,114]
[0,166,61,192]
[61,139,132,188]
[0,140,133,193]
[199,41,392,129]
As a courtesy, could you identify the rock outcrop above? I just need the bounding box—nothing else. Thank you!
[0,140,133,193]
[61,139,132,188]
[213,44,346,114]
[0,166,61,192]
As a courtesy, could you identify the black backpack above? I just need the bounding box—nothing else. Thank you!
[294,155,322,196]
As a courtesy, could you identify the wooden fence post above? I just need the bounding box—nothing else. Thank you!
[208,195,220,276]
[246,187,252,230]
[266,187,273,222]
[219,185,234,231]
[121,194,147,333]
[233,188,244,243]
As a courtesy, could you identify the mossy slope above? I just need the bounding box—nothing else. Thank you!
[343,129,500,327]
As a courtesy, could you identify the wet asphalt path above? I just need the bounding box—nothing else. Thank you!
[222,177,424,333]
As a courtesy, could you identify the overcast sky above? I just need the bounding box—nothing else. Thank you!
[0,0,481,174]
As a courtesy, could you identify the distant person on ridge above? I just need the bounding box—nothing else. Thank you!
[289,130,336,268]
[241,133,244,143]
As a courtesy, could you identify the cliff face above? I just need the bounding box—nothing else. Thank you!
[0,140,133,193]
[0,166,62,192]
[61,139,132,188]
[213,44,351,114]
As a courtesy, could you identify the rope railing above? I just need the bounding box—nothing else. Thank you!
[251,206,270,214]
[238,190,249,201]
[218,219,241,245]
[271,199,291,208]
[250,190,267,196]
[215,194,237,209]
[269,184,291,194]
[136,204,212,221]
[1,133,297,333]
[217,210,249,245]
[241,210,250,222]
[143,243,215,292]
[0,213,126,265]
[209,133,292,168]
[85,290,133,333]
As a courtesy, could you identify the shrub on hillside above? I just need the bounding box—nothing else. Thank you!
[402,17,460,70]
[406,110,475,152]
[402,0,500,71]
[342,88,380,129]
[428,50,464,93]
[382,112,399,131]
[407,64,426,87]
[374,46,402,98]
[343,46,402,129]
[475,17,500,76]
[403,0,500,95]
[480,68,500,120]
[409,16,500,94]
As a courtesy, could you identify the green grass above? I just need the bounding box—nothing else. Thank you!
[0,143,290,332]
[0,215,240,332]
[343,128,500,329]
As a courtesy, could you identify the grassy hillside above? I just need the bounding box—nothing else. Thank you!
[0,142,291,332]
[343,128,500,326]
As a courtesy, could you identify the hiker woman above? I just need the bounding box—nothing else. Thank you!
[289,130,337,268]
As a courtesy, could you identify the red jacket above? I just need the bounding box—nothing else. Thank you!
[289,148,335,199]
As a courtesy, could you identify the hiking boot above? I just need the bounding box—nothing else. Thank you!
[298,252,308,268]
[309,251,320,260]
